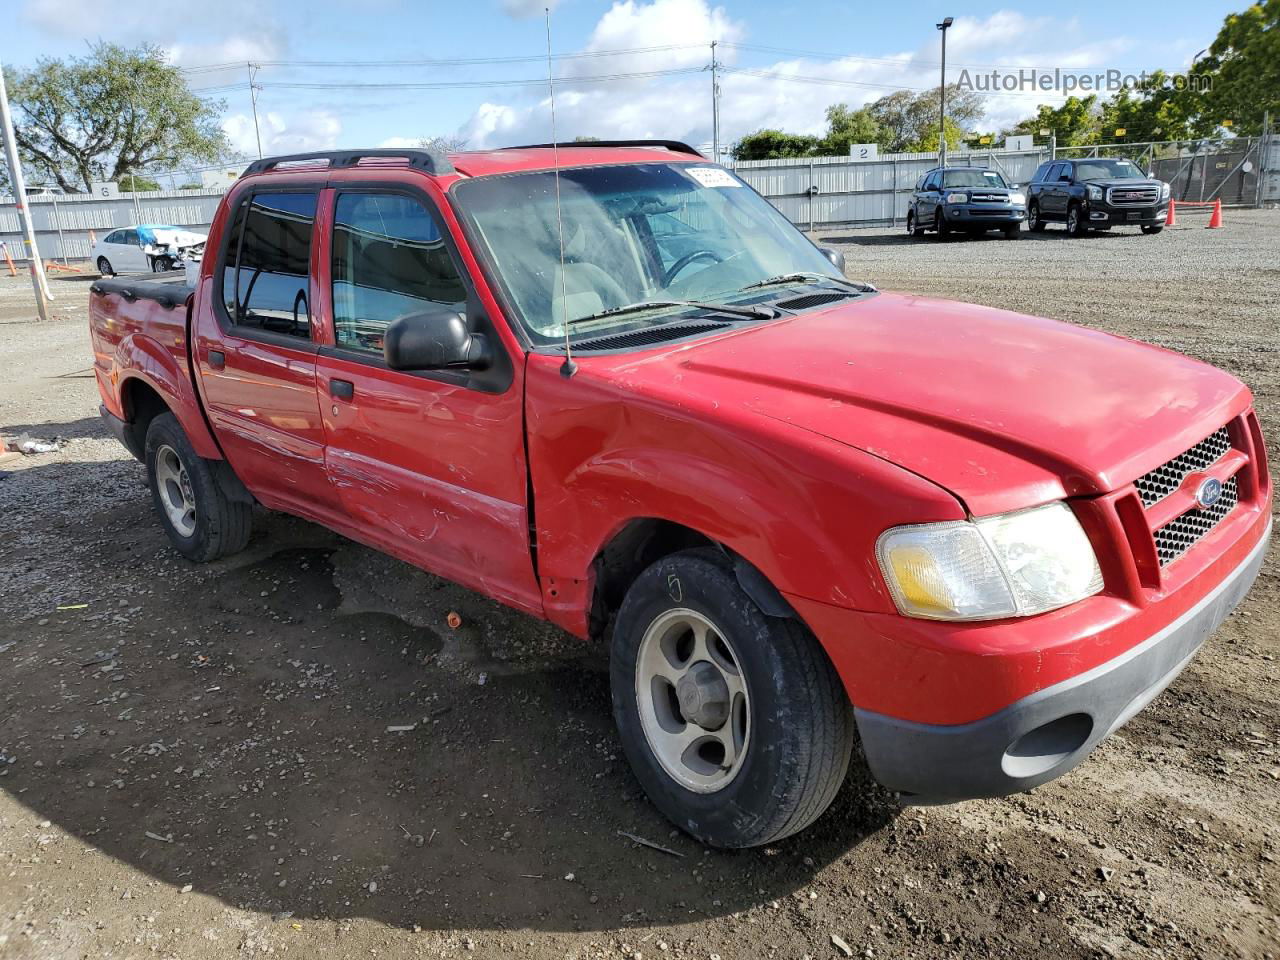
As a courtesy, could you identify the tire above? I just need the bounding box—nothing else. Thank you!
[152,256,173,273]
[933,209,950,240]
[907,210,924,238]
[611,549,855,848]
[1027,202,1045,232]
[144,413,251,563]
[1142,225,1164,235]
[1066,203,1089,237]
[97,257,114,276]
[1003,224,1020,239]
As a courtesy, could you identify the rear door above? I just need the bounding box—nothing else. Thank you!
[116,229,148,272]
[312,184,541,614]
[1045,164,1070,216]
[192,188,337,520]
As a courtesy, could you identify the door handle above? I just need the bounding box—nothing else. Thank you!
[208,350,225,370]
[329,378,355,401]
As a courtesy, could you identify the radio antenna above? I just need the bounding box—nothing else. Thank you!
[545,7,577,378]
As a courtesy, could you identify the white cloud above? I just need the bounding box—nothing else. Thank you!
[223,109,341,156]
[461,5,1139,152]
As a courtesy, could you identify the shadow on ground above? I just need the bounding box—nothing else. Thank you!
[0,458,898,934]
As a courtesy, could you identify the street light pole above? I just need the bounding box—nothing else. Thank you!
[937,17,953,167]
[710,41,720,163]
[248,62,263,159]
[0,55,50,322]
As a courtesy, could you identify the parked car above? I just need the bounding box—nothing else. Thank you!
[88,143,1271,849]
[906,166,1025,239]
[93,225,208,276]
[1026,158,1171,236]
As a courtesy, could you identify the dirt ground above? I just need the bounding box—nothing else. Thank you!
[1,211,1278,960]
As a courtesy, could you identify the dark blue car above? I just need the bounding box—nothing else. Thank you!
[907,167,1026,240]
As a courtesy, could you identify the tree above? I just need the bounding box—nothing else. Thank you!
[5,43,228,193]
[119,173,162,192]
[819,103,881,155]
[1193,0,1280,134]
[731,129,821,161]
[572,135,602,143]
[1098,72,1207,143]
[867,84,984,152]
[416,135,469,153]
[1007,96,1101,146]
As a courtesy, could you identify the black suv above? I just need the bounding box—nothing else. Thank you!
[906,167,1025,240]
[1026,157,1170,236]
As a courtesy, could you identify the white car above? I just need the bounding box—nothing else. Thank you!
[93,225,207,276]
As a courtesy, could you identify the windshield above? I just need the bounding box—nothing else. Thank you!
[1074,159,1147,181]
[941,169,1008,188]
[451,162,840,343]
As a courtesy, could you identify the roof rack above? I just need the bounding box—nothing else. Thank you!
[502,139,705,158]
[241,149,455,177]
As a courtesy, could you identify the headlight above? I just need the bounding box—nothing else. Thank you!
[946,192,968,204]
[1009,192,1026,205]
[1160,181,1171,199]
[1087,184,1104,201]
[876,502,1104,621]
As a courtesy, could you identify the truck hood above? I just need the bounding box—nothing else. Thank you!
[641,293,1248,515]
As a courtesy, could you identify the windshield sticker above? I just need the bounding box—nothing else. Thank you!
[685,167,741,188]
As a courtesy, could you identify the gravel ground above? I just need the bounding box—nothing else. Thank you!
[1,212,1278,960]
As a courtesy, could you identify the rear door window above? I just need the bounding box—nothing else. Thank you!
[221,192,317,340]
[330,192,466,356]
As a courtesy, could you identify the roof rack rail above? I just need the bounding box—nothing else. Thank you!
[241,149,455,177]
[502,139,705,158]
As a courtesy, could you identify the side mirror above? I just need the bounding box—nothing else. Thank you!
[384,308,490,372]
[1009,182,1021,189]
[819,247,846,273]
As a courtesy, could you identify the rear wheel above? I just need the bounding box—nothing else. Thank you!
[97,257,114,276]
[1027,202,1045,232]
[145,413,251,562]
[906,210,924,238]
[1066,203,1089,237]
[611,550,855,848]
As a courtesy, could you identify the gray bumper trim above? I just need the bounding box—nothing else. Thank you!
[855,520,1271,804]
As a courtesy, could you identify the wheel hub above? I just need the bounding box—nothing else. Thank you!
[675,661,730,730]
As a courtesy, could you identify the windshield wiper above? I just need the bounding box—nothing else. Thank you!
[567,299,776,326]
[741,272,875,293]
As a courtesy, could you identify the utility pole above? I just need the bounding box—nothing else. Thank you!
[248,62,263,159]
[0,55,51,321]
[936,17,953,166]
[710,41,720,163]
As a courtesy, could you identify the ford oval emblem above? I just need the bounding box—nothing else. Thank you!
[1195,477,1224,509]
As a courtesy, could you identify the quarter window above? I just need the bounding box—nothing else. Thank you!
[330,193,466,356]
[221,192,317,339]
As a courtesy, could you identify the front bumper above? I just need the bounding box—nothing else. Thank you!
[1087,200,1169,224]
[854,521,1270,803]
[945,204,1026,223]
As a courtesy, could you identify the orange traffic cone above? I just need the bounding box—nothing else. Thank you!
[1207,199,1222,229]
[88,229,96,246]
[1165,199,1177,227]
[0,241,15,277]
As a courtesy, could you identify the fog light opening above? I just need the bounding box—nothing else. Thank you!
[1001,712,1094,779]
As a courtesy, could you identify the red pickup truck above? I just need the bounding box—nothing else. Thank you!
[89,143,1272,848]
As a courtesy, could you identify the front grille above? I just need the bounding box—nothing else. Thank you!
[969,193,1007,202]
[1108,186,1160,205]
[1134,427,1231,508]
[1152,477,1238,565]
[775,292,852,310]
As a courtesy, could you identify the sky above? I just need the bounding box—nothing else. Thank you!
[1,0,1245,169]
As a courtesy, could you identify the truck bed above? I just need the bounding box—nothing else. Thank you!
[89,272,194,310]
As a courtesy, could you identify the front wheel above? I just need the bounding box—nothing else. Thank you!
[1027,203,1045,232]
[1066,203,1089,237]
[145,413,252,562]
[1004,224,1021,239]
[1142,224,1164,235]
[611,550,855,848]
[933,209,950,240]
